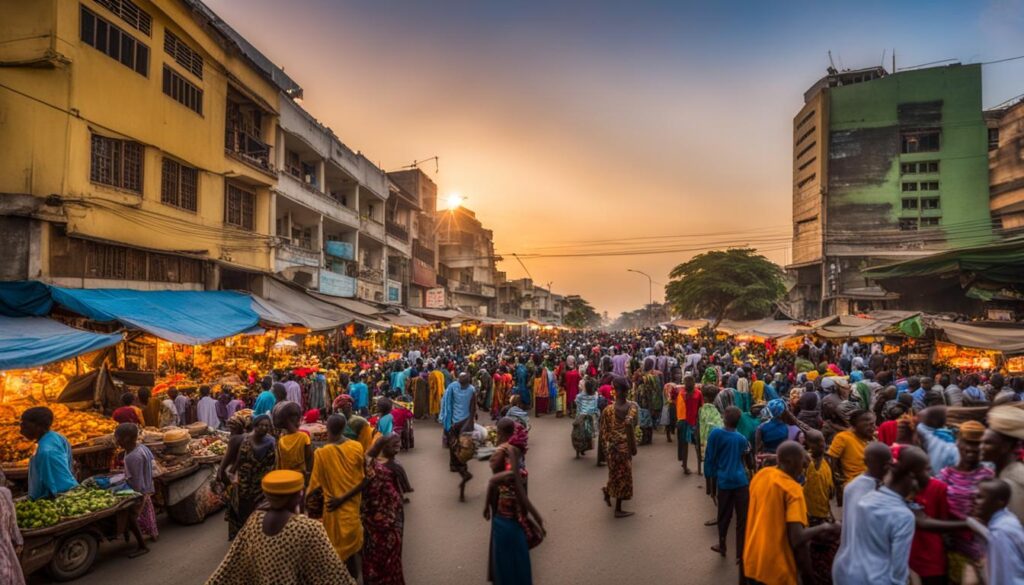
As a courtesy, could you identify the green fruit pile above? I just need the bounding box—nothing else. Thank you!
[15,499,60,530]
[53,487,116,518]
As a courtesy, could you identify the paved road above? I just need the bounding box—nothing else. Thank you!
[32,415,737,584]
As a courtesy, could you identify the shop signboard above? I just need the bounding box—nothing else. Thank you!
[319,270,356,298]
[325,240,355,261]
[425,287,446,308]
[387,279,402,304]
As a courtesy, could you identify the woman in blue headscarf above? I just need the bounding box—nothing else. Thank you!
[754,399,791,456]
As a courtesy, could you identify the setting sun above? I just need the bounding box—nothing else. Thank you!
[445,193,464,210]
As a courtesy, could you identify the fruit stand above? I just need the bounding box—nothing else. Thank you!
[146,430,228,525]
[17,488,142,581]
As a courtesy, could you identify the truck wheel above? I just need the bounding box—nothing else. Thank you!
[47,532,98,581]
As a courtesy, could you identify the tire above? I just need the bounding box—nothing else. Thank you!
[47,532,98,582]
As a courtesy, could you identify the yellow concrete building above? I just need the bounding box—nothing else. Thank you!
[0,0,300,289]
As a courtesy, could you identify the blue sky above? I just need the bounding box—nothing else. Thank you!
[209,0,1024,315]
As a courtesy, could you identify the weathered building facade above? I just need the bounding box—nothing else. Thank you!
[786,64,994,318]
[437,207,498,316]
[987,99,1024,231]
[388,169,438,309]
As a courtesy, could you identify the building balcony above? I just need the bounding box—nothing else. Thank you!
[358,266,384,282]
[276,242,320,268]
[319,268,357,298]
[359,217,386,242]
[277,174,360,229]
[385,221,409,242]
[357,279,384,303]
[451,280,496,298]
[225,127,273,174]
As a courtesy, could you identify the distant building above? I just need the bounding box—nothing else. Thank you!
[986,98,1024,231]
[388,169,439,309]
[496,277,566,325]
[786,64,995,318]
[436,206,499,316]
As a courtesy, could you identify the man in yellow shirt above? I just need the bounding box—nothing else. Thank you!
[827,409,875,492]
[744,441,839,585]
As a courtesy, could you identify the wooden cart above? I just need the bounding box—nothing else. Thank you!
[18,494,142,582]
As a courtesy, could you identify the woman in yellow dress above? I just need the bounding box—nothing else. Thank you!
[274,402,313,479]
[308,414,367,580]
[428,364,446,417]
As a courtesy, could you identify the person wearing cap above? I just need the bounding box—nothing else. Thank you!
[206,469,355,585]
[982,405,1024,521]
[938,420,994,583]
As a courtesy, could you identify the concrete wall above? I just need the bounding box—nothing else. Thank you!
[791,89,828,265]
[990,100,1024,230]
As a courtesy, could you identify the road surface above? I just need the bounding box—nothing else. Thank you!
[32,415,738,584]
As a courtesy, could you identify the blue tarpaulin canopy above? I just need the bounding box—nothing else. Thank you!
[0,283,260,345]
[0,316,122,370]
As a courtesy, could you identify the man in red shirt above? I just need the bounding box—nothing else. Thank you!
[675,374,703,475]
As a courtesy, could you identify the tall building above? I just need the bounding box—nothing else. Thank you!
[0,0,298,289]
[986,98,1024,231]
[436,206,499,316]
[786,64,994,318]
[388,169,438,309]
[273,96,389,301]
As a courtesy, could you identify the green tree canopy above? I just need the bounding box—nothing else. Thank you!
[664,248,785,330]
[562,295,602,329]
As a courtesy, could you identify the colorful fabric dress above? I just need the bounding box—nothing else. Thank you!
[0,486,24,585]
[308,441,366,561]
[226,435,277,540]
[409,375,429,419]
[207,512,356,585]
[572,393,599,454]
[634,373,662,429]
[533,370,550,415]
[362,459,405,585]
[488,443,531,585]
[428,371,446,417]
[698,404,724,457]
[492,373,512,419]
[601,402,638,500]
[276,432,312,476]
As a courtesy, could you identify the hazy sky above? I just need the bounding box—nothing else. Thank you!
[207,0,1024,317]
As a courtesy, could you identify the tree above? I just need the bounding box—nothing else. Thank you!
[664,248,785,330]
[562,295,602,329]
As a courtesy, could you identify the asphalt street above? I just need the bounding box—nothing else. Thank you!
[32,415,737,584]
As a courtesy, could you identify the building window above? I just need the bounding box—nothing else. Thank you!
[989,127,1000,151]
[225,183,255,230]
[163,30,202,79]
[902,198,918,210]
[920,217,940,227]
[160,158,198,211]
[93,0,151,35]
[901,161,939,174]
[80,5,149,77]
[902,182,918,192]
[899,218,918,231]
[90,133,144,193]
[901,130,940,153]
[920,181,939,191]
[796,173,816,189]
[921,197,940,210]
[162,65,203,115]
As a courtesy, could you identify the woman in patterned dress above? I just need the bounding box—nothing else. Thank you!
[219,414,276,540]
[0,470,25,585]
[206,470,355,585]
[361,435,406,585]
[601,376,638,518]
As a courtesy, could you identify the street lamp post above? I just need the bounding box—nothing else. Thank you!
[627,269,653,328]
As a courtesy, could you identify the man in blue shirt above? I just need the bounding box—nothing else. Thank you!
[21,406,78,500]
[348,374,370,415]
[441,372,476,501]
[252,376,277,417]
[833,445,929,585]
[703,406,750,559]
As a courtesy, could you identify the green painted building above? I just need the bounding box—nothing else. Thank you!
[787,63,995,317]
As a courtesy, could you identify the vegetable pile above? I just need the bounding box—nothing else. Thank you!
[15,499,60,530]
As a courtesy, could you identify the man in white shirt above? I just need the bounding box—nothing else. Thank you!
[195,385,220,430]
[968,479,1024,585]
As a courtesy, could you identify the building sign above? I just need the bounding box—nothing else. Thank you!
[325,240,354,261]
[387,279,402,304]
[411,259,436,288]
[319,269,356,298]
[425,287,446,308]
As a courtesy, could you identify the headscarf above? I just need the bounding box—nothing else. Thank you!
[988,405,1024,440]
[227,409,253,433]
[701,367,718,385]
[332,394,354,411]
[850,371,864,383]
[766,398,787,419]
[252,413,271,426]
[751,380,765,403]
[509,422,529,454]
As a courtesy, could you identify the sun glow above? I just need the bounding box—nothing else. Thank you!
[445,193,464,210]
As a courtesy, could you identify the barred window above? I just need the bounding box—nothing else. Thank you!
[93,0,151,35]
[90,134,144,193]
[162,65,203,115]
[225,183,255,230]
[160,158,198,211]
[164,30,202,78]
[80,5,149,76]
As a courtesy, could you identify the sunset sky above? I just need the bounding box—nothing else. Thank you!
[207,0,1024,317]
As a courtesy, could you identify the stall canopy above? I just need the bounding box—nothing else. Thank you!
[863,236,1024,286]
[408,307,477,324]
[307,293,391,331]
[799,310,921,339]
[0,316,122,370]
[932,320,1024,355]
[717,319,800,339]
[253,278,360,331]
[376,309,432,328]
[0,282,260,345]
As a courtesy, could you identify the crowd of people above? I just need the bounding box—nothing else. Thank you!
[6,328,1024,584]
